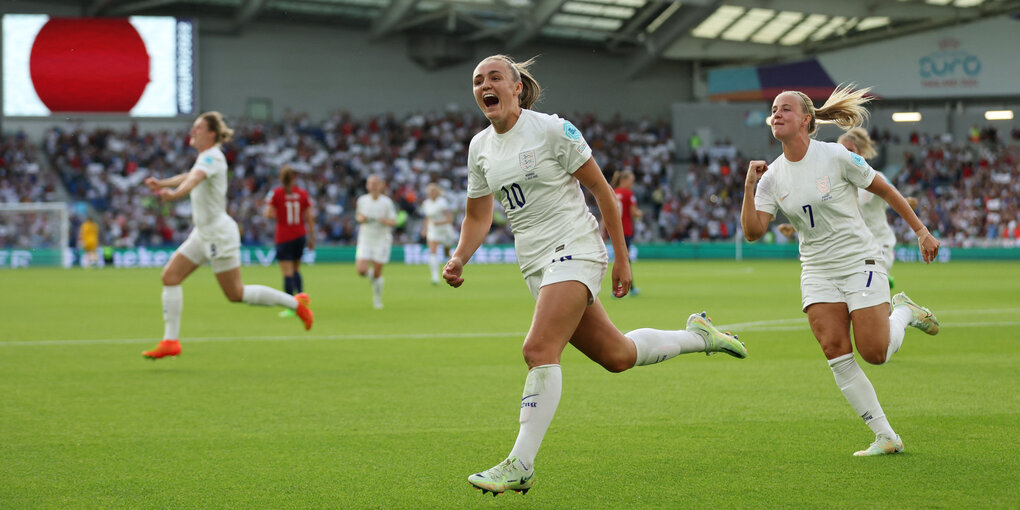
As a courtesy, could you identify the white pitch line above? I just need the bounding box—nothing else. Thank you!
[0,331,527,347]
[3,309,1018,347]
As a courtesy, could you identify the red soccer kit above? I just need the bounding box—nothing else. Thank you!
[615,187,636,237]
[269,186,312,243]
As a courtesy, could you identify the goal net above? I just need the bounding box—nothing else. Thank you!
[0,202,70,268]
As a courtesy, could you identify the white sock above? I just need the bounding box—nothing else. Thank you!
[366,266,375,279]
[508,364,562,469]
[886,306,912,361]
[626,328,706,366]
[242,285,297,309]
[828,353,895,437]
[372,276,384,298]
[162,285,182,340]
[428,253,439,281]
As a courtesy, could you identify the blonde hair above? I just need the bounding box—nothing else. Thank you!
[199,111,234,144]
[837,127,877,159]
[280,165,296,189]
[611,170,633,188]
[787,83,872,136]
[480,54,542,109]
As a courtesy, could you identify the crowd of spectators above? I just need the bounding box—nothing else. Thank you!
[40,111,675,248]
[2,112,1018,251]
[0,134,64,248]
[895,128,1020,246]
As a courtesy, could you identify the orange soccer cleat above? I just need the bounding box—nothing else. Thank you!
[143,339,181,360]
[295,293,314,331]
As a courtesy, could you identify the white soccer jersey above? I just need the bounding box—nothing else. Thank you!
[467,109,602,276]
[356,194,397,243]
[755,140,880,276]
[857,174,896,252]
[422,196,452,225]
[190,146,230,230]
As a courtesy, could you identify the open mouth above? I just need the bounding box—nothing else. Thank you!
[483,94,499,108]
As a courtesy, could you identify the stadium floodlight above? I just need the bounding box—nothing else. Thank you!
[984,110,1014,120]
[891,112,922,122]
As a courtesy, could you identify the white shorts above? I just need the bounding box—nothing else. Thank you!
[801,265,890,312]
[524,257,606,306]
[176,221,241,274]
[356,237,392,264]
[426,224,457,246]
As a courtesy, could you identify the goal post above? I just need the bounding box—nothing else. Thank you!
[0,202,70,268]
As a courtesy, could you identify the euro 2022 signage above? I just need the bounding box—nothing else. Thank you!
[919,37,981,90]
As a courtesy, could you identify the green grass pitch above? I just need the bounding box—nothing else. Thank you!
[1,259,1017,508]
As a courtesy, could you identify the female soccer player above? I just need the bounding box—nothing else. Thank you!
[778,128,918,287]
[420,182,457,285]
[741,86,940,456]
[355,174,397,309]
[264,165,315,316]
[141,112,313,359]
[611,170,642,295]
[445,54,747,496]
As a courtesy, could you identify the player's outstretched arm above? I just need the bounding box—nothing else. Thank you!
[574,157,631,298]
[158,169,207,202]
[443,194,493,288]
[866,176,939,263]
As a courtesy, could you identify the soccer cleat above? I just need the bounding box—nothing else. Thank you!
[468,457,534,496]
[373,295,383,310]
[892,293,939,335]
[295,293,313,330]
[686,312,747,359]
[143,339,181,360]
[853,434,904,456]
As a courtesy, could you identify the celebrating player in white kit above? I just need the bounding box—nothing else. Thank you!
[141,112,313,359]
[778,127,918,287]
[355,175,397,309]
[421,183,457,284]
[445,54,748,496]
[741,86,940,456]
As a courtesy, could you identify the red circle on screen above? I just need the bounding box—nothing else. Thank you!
[30,18,150,113]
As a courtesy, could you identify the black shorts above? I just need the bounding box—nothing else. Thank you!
[275,236,306,262]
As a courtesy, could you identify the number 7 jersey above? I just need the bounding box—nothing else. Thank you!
[467,109,603,276]
[754,139,881,277]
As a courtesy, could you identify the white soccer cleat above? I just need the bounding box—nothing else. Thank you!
[892,293,939,335]
[686,312,747,359]
[373,295,383,310]
[467,456,534,496]
[853,434,904,456]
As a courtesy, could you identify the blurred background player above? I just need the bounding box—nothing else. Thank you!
[141,112,313,359]
[777,127,918,288]
[355,174,397,309]
[420,182,457,285]
[446,54,747,497]
[741,86,940,456]
[78,216,98,268]
[611,170,642,295]
[265,164,315,317]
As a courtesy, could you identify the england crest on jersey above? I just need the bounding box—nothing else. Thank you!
[519,150,536,172]
[816,176,832,200]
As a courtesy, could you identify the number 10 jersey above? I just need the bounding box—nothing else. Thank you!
[468,109,604,276]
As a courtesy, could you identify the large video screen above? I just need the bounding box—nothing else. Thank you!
[3,15,195,117]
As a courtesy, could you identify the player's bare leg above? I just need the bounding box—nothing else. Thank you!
[143,253,198,359]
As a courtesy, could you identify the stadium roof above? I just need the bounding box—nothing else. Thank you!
[19,0,1020,76]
